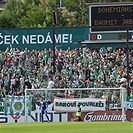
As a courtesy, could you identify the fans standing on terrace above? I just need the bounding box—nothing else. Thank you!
[0,47,131,99]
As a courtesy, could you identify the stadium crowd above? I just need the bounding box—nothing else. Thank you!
[0,47,133,105]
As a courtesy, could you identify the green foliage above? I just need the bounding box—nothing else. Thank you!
[0,0,28,28]
[0,12,15,28]
[19,4,45,28]
[0,0,132,28]
[62,0,88,27]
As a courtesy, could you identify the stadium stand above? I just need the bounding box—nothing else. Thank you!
[0,47,132,98]
[1,47,133,112]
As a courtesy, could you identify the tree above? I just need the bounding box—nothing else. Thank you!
[2,0,27,28]
[19,4,45,28]
[0,12,15,28]
[0,0,69,28]
[0,0,44,28]
[0,0,132,28]
[62,0,89,27]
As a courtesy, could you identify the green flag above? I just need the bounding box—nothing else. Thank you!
[4,95,32,116]
[8,44,14,58]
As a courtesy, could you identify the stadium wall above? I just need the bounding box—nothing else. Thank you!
[0,111,68,123]
[0,110,133,123]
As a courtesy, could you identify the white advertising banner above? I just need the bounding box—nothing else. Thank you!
[54,97,106,112]
[0,111,68,123]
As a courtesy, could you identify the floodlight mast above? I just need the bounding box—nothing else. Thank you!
[52,10,57,74]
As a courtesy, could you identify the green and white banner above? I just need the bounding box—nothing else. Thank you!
[54,97,106,112]
[0,28,89,50]
[4,95,32,116]
[125,102,133,110]
[125,96,133,110]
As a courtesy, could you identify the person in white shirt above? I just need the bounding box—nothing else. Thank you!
[46,78,55,100]
[119,78,127,101]
[47,78,55,89]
